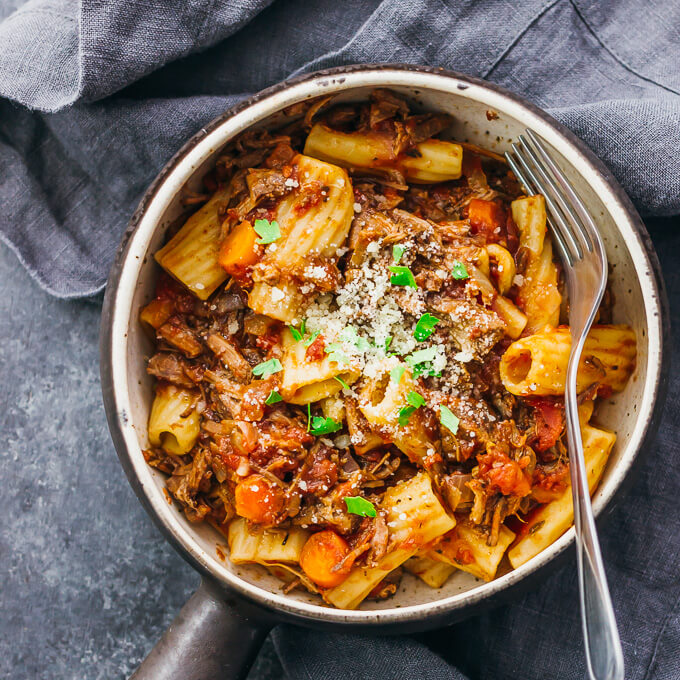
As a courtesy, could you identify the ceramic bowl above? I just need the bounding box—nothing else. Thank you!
[101,65,668,634]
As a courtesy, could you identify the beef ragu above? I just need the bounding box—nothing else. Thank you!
[141,90,636,609]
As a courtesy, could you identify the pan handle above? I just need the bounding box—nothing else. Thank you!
[130,578,272,680]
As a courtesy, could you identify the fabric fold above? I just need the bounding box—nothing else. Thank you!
[2,0,680,298]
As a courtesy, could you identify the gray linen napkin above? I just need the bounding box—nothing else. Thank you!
[1,0,680,298]
[1,2,679,679]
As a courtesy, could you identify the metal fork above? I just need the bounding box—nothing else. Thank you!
[505,130,624,680]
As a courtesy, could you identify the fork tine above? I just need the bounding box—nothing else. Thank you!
[524,129,603,254]
[515,137,590,259]
[504,151,574,266]
[508,142,583,263]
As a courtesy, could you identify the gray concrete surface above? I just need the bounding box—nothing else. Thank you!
[0,242,282,679]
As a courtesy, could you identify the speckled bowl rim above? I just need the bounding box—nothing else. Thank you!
[101,63,669,628]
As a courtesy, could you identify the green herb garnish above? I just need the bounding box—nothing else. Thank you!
[392,244,406,263]
[265,390,283,405]
[334,376,350,390]
[303,329,320,347]
[384,336,393,352]
[389,265,417,288]
[396,391,426,426]
[451,260,469,280]
[439,405,460,434]
[253,218,281,244]
[340,326,371,352]
[406,347,437,366]
[398,406,417,426]
[325,342,349,365]
[398,391,426,426]
[288,325,303,342]
[344,496,377,518]
[405,346,440,379]
[390,364,406,384]
[307,403,311,432]
[413,313,440,341]
[310,416,343,436]
[252,358,283,379]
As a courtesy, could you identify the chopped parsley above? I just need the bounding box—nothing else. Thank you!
[344,496,377,518]
[439,405,460,434]
[405,346,440,379]
[334,376,350,390]
[398,391,426,426]
[413,313,440,341]
[252,358,282,379]
[265,390,283,405]
[306,403,311,432]
[310,416,343,436]
[383,336,393,353]
[325,342,349,365]
[398,406,417,426]
[288,324,303,342]
[389,265,417,288]
[303,329,320,347]
[406,347,437,366]
[392,244,406,263]
[253,218,281,244]
[390,364,406,384]
[451,260,469,280]
[340,325,372,352]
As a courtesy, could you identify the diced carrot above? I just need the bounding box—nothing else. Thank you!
[234,474,284,525]
[300,530,353,588]
[218,221,261,277]
[468,198,506,239]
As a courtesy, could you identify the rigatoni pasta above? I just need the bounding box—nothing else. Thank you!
[142,89,636,609]
[499,325,636,396]
[148,383,200,455]
[155,187,233,300]
[324,472,455,609]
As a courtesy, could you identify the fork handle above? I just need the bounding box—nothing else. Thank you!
[565,384,624,680]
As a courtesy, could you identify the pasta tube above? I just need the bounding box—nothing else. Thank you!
[249,154,354,322]
[508,424,615,568]
[324,472,455,609]
[358,362,437,465]
[148,383,200,455]
[399,139,464,183]
[155,187,231,300]
[486,244,516,295]
[499,325,636,396]
[492,296,528,340]
[511,195,561,332]
[304,124,462,182]
[228,518,309,564]
[512,195,546,255]
[279,329,360,404]
[404,555,456,588]
[429,521,515,582]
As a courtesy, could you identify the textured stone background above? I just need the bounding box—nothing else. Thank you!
[0,217,677,679]
[0,242,282,679]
